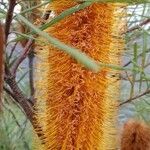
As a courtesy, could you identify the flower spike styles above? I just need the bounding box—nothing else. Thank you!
[35,1,125,150]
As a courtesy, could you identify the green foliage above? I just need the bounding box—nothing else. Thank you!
[119,3,150,125]
[0,97,33,150]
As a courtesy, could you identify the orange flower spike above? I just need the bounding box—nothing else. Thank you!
[35,1,125,150]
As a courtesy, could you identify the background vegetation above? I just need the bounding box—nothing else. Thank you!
[0,0,150,149]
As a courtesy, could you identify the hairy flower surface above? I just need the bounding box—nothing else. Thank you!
[35,2,125,150]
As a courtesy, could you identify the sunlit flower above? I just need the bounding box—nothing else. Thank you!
[35,2,125,150]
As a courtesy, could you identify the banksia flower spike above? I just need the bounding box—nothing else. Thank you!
[35,1,125,150]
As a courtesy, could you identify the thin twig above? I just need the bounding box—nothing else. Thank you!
[119,89,150,106]
[19,119,28,138]
[5,0,16,41]
[2,101,30,150]
[123,48,150,67]
[11,39,33,75]
[2,101,21,127]
[8,42,18,61]
[28,49,35,100]
[125,18,150,34]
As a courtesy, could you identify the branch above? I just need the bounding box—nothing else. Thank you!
[5,0,16,41]
[4,85,30,117]
[125,18,150,34]
[8,42,18,61]
[28,49,35,100]
[11,39,33,75]
[119,89,150,106]
[5,64,33,123]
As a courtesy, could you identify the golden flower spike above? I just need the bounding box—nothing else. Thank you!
[35,1,125,150]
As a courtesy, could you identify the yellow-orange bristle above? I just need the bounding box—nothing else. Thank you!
[35,2,125,150]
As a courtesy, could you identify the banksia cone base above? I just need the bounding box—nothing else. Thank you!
[35,2,125,150]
